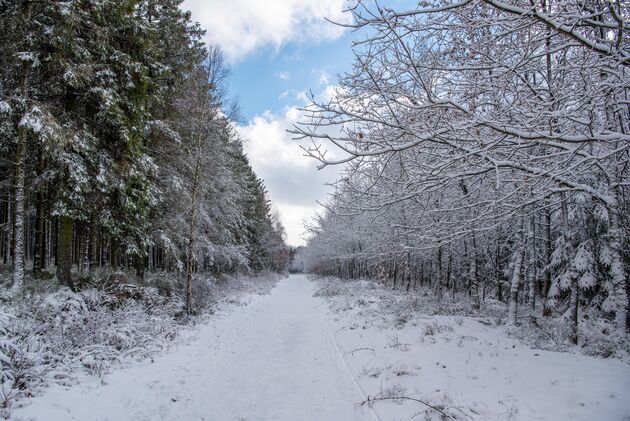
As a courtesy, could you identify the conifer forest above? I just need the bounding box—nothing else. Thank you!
[0,1,629,420]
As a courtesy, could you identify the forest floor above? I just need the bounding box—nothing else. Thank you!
[313,276,630,421]
[12,275,371,421]
[12,274,630,421]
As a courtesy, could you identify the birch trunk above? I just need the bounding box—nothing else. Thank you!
[529,212,537,310]
[507,218,524,326]
[470,234,480,310]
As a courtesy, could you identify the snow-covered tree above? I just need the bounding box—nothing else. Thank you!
[0,0,287,300]
[296,0,630,337]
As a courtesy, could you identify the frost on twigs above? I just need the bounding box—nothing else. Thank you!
[361,384,469,421]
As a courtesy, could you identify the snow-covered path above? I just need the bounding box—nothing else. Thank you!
[14,275,371,421]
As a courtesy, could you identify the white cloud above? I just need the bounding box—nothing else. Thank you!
[274,202,319,246]
[239,109,308,170]
[275,71,291,81]
[238,105,341,246]
[313,69,331,85]
[279,89,309,103]
[182,0,352,62]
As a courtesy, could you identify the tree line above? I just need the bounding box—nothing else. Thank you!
[0,0,288,312]
[296,0,629,341]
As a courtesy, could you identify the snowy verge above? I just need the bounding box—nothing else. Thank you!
[312,276,630,421]
[0,270,281,419]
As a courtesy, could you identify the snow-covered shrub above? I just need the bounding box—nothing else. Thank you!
[313,282,342,298]
[0,273,193,416]
[0,268,282,416]
[422,321,454,336]
[386,334,410,351]
[393,309,413,328]
[191,275,215,313]
[0,311,16,384]
[0,310,19,416]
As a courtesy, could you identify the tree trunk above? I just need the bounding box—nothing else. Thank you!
[528,212,537,310]
[559,191,580,340]
[436,245,443,300]
[496,234,503,302]
[33,180,46,274]
[405,251,411,292]
[392,256,398,289]
[89,226,98,271]
[186,152,202,315]
[448,252,454,301]
[82,225,90,275]
[11,136,26,291]
[11,27,31,291]
[110,238,117,269]
[135,252,145,281]
[57,216,74,290]
[608,207,628,335]
[77,223,84,275]
[569,274,579,344]
[470,234,480,310]
[507,218,524,326]
[542,204,554,316]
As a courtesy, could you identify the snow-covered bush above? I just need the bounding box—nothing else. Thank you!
[313,281,343,298]
[314,275,629,361]
[0,266,281,418]
[0,273,190,417]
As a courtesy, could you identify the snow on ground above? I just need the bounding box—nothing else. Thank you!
[13,275,371,421]
[0,271,280,419]
[12,275,630,421]
[314,277,630,421]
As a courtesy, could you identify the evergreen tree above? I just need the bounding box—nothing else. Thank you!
[0,0,287,296]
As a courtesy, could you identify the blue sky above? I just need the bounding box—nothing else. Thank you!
[181,0,362,246]
[233,37,351,246]
[230,34,355,121]
[181,0,412,246]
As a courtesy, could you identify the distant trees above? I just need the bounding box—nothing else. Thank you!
[0,0,287,305]
[296,0,629,338]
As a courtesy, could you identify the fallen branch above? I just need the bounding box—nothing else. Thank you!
[361,395,456,420]
[348,347,375,355]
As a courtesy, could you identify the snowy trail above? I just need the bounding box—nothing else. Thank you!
[14,275,371,421]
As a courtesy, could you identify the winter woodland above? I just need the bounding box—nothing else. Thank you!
[1,0,629,420]
[295,0,630,344]
[0,0,288,416]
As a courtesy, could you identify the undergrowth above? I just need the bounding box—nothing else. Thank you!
[0,269,279,418]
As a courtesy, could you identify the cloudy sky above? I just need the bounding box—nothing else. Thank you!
[179,0,364,246]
